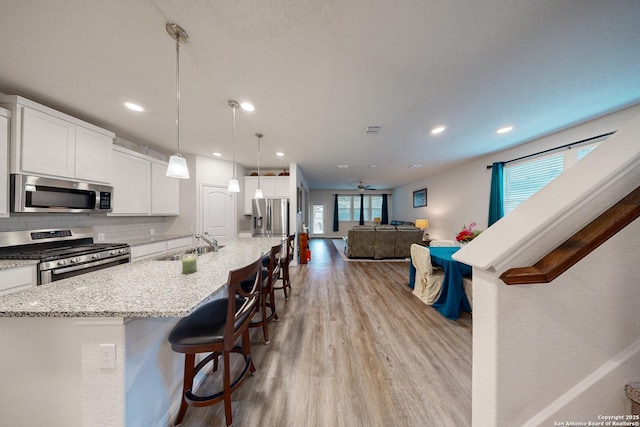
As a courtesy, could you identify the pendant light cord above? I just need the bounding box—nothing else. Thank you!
[175,34,181,156]
[232,104,237,179]
[257,134,261,188]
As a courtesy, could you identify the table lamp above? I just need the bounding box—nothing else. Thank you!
[373,217,381,225]
[415,219,429,241]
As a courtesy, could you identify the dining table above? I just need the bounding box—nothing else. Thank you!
[409,246,472,320]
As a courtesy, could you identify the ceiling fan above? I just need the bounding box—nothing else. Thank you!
[356,181,376,192]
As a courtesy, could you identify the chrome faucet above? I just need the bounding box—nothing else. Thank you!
[194,232,219,252]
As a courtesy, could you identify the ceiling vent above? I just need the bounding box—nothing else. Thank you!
[363,126,382,135]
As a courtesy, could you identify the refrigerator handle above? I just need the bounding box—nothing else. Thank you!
[267,200,272,233]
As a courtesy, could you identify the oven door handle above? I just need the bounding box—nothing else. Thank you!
[50,254,130,274]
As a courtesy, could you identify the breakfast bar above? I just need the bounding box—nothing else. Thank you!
[0,236,282,427]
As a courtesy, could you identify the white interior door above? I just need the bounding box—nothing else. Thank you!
[312,204,324,235]
[200,185,235,243]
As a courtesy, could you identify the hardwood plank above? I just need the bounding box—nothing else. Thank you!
[177,238,472,426]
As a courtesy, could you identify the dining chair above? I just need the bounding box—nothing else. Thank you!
[248,242,283,344]
[274,234,294,299]
[168,256,263,427]
[410,243,445,305]
[429,239,459,247]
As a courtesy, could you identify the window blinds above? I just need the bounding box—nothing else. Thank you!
[504,154,564,214]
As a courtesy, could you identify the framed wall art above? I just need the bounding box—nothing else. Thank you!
[413,188,427,208]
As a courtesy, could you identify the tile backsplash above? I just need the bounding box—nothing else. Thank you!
[0,214,169,243]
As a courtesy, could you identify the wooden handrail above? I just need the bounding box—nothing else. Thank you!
[500,185,640,285]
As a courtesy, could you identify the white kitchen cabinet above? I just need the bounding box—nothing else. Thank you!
[151,162,179,215]
[110,147,151,215]
[0,265,37,295]
[130,241,166,259]
[110,146,179,216]
[130,236,192,260]
[0,108,10,217]
[274,177,290,198]
[21,107,76,178]
[243,176,290,215]
[75,126,113,183]
[0,95,114,184]
[244,177,258,215]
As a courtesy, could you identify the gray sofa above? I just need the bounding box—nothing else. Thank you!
[346,225,424,259]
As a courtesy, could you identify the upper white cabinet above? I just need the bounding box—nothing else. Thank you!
[0,108,10,217]
[75,126,113,183]
[0,95,114,184]
[110,147,151,215]
[274,177,290,198]
[21,107,75,178]
[110,146,179,216]
[243,176,290,215]
[151,162,179,215]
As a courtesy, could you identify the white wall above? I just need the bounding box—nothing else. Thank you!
[308,190,393,239]
[167,154,246,236]
[391,104,640,242]
[290,163,308,235]
[453,109,640,426]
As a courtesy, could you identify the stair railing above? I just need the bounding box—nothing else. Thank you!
[500,185,640,285]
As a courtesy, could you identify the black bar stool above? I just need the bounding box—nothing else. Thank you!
[248,242,282,344]
[274,234,294,299]
[168,256,263,426]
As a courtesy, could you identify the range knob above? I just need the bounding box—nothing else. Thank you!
[70,257,81,264]
[92,253,101,259]
[57,260,67,266]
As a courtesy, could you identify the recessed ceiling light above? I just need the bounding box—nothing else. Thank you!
[240,102,254,112]
[368,164,377,168]
[337,164,349,169]
[212,152,222,157]
[276,152,284,157]
[496,126,513,134]
[410,164,423,169]
[431,126,446,135]
[124,102,144,112]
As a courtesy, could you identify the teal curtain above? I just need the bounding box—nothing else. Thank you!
[333,194,339,232]
[488,162,504,226]
[359,194,364,225]
[381,194,389,224]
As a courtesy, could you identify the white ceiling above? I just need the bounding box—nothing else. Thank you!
[1,0,639,190]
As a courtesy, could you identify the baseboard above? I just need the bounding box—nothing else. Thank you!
[522,338,640,426]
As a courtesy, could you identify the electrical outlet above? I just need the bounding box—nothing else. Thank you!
[97,233,105,242]
[100,343,116,369]
[150,228,155,235]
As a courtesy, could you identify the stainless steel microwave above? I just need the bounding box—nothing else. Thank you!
[11,174,113,213]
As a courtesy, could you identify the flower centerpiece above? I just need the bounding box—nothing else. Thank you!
[456,222,482,244]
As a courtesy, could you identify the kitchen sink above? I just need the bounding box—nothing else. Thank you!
[154,245,224,261]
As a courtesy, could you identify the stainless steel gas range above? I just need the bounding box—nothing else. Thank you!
[0,227,130,285]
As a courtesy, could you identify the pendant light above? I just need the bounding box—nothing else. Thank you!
[227,100,240,192]
[254,133,264,199]
[165,23,190,179]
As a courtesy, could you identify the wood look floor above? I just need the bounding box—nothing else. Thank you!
[178,238,472,427]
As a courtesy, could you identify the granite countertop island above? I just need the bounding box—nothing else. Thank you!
[0,236,283,318]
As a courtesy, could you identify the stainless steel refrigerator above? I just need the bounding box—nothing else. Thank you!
[252,198,289,237]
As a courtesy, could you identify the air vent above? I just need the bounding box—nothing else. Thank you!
[363,126,382,135]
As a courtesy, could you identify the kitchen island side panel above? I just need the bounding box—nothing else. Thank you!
[0,317,126,427]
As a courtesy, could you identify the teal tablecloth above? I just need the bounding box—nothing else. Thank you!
[409,246,471,320]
